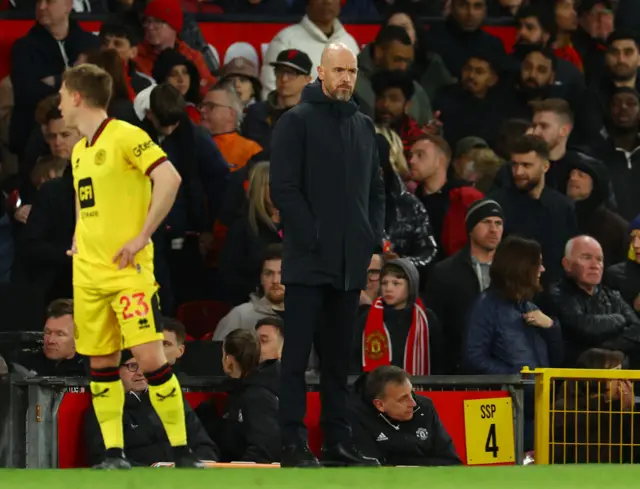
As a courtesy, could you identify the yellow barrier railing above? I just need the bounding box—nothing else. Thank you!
[523,367,640,464]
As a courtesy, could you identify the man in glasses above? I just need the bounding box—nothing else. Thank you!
[360,254,383,308]
[84,349,218,466]
[242,49,313,149]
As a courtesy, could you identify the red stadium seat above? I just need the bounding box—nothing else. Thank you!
[201,332,214,341]
[185,333,196,342]
[176,300,232,339]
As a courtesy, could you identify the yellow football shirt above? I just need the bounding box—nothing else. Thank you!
[71,118,167,290]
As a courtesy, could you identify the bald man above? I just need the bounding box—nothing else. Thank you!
[270,43,384,468]
[546,235,640,367]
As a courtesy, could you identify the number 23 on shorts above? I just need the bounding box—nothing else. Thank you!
[119,291,150,320]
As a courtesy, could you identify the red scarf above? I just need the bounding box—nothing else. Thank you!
[362,297,430,375]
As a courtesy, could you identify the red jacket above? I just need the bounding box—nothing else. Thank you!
[441,185,484,256]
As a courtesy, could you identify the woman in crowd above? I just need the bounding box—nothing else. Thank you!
[84,49,139,124]
[152,48,202,124]
[219,57,262,109]
[383,8,454,101]
[196,329,280,463]
[553,348,638,464]
[218,161,281,304]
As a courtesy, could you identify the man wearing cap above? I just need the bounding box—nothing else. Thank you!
[134,0,215,94]
[450,136,489,181]
[242,49,313,149]
[425,198,504,373]
[435,53,503,149]
[84,350,218,466]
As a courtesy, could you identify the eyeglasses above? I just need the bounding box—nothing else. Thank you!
[199,101,233,111]
[123,362,140,372]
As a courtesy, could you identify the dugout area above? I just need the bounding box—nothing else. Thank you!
[2,465,640,489]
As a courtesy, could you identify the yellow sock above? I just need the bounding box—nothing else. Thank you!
[146,365,187,447]
[90,367,125,451]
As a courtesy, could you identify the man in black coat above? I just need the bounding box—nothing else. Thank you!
[424,199,504,374]
[349,366,461,467]
[270,43,385,468]
[85,350,218,466]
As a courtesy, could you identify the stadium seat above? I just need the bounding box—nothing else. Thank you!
[201,332,213,341]
[176,300,232,339]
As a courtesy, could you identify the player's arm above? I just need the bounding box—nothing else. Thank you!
[113,127,181,268]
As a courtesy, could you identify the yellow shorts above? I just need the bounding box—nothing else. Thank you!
[73,283,163,356]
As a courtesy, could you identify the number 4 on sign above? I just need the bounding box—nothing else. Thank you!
[485,423,499,458]
[463,398,515,465]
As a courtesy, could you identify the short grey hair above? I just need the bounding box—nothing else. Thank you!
[211,83,244,129]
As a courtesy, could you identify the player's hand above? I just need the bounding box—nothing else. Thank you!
[66,236,77,256]
[113,235,148,270]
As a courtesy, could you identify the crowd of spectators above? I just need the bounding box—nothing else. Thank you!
[2,0,640,467]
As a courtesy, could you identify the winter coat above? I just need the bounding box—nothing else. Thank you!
[464,289,564,375]
[545,277,640,367]
[196,360,280,463]
[604,260,640,311]
[241,91,292,149]
[348,373,462,467]
[270,80,385,291]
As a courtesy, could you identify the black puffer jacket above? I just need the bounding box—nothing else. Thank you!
[378,135,437,272]
[241,91,292,149]
[545,278,640,367]
[604,260,640,311]
[196,360,280,463]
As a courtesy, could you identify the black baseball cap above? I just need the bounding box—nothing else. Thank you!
[271,49,313,76]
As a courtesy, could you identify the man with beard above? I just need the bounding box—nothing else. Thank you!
[490,135,578,285]
[583,30,640,146]
[434,52,502,149]
[213,245,285,341]
[600,87,640,221]
[270,43,384,468]
[371,70,423,155]
[355,25,432,125]
[511,5,586,104]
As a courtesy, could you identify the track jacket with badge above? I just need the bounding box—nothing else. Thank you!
[348,374,462,466]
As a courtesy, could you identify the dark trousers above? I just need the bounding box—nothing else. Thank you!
[280,284,359,447]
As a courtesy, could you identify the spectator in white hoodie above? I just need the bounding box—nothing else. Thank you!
[259,0,360,97]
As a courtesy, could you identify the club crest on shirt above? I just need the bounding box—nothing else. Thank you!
[364,331,388,361]
[416,427,428,441]
[95,149,107,166]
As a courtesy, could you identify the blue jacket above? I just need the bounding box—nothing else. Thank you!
[464,290,564,375]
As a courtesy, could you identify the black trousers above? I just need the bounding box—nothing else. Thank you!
[280,284,359,447]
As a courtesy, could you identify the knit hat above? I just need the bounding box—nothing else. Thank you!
[465,198,504,234]
[628,215,640,261]
[455,136,489,159]
[144,0,183,34]
[120,349,135,366]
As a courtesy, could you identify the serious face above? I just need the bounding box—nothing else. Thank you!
[318,46,358,102]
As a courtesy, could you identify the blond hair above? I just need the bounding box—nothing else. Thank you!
[62,63,113,110]
[248,161,276,235]
[375,126,409,178]
[468,148,505,194]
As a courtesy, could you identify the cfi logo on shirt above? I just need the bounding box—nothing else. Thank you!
[95,149,107,166]
[415,427,428,441]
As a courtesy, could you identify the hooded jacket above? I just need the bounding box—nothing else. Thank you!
[354,44,433,126]
[600,134,640,222]
[196,360,281,463]
[259,15,360,97]
[213,293,281,341]
[354,258,445,374]
[152,49,201,107]
[564,158,628,267]
[9,21,100,152]
[348,372,461,466]
[270,80,385,291]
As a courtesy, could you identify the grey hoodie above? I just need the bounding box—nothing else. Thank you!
[213,294,280,341]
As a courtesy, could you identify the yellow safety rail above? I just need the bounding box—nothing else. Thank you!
[522,367,640,464]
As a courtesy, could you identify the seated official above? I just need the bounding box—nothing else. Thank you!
[196,329,280,463]
[349,366,461,466]
[354,259,444,374]
[84,350,218,466]
[13,299,85,376]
